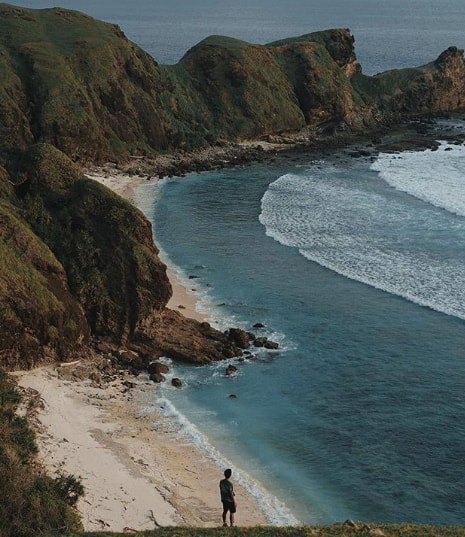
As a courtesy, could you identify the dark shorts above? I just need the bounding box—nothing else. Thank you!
[222,500,236,513]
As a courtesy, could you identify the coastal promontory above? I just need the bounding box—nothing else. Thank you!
[2,4,465,536]
[1,2,465,371]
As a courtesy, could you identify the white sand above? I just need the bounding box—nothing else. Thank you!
[13,168,268,532]
[15,366,266,531]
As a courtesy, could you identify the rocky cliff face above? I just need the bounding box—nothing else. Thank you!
[0,3,172,161]
[1,143,259,369]
[1,4,465,370]
[1,4,464,164]
[352,46,465,122]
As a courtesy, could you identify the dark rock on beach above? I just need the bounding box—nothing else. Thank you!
[147,362,170,376]
[1,3,465,371]
[149,372,166,383]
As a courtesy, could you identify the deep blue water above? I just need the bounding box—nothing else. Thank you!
[6,0,465,75]
[135,129,465,525]
[10,0,465,525]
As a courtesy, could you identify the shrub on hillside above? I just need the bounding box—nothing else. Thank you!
[0,370,83,536]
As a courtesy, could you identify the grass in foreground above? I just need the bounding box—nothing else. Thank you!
[76,523,465,537]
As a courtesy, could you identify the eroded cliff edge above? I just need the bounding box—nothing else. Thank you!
[1,3,465,370]
[1,4,465,162]
[1,144,262,370]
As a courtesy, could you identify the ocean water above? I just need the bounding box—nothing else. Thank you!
[135,122,465,525]
[10,0,465,525]
[6,0,465,75]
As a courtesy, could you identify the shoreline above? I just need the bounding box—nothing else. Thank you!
[85,168,208,322]
[17,120,465,532]
[15,364,269,532]
[14,167,270,532]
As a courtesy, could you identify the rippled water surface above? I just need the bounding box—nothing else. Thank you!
[136,123,465,524]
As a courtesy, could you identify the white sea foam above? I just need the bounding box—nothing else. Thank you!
[259,164,465,320]
[371,142,465,216]
[155,395,300,526]
[136,180,292,348]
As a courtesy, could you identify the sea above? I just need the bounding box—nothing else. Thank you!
[10,0,465,526]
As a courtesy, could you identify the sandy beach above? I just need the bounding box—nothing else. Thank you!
[14,168,268,532]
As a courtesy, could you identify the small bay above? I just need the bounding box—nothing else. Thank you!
[8,0,465,525]
[137,129,465,524]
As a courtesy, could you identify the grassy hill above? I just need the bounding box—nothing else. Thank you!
[0,4,464,163]
[1,4,465,536]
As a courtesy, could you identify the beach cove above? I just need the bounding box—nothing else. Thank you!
[138,121,465,525]
[13,169,270,532]
[15,118,465,528]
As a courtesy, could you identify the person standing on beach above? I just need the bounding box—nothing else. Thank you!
[219,468,236,527]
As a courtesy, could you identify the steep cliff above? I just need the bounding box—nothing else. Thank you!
[1,144,168,367]
[1,143,257,369]
[0,166,89,369]
[0,3,172,161]
[1,4,464,164]
[352,46,465,121]
[2,4,465,370]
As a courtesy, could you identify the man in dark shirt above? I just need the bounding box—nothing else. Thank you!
[219,468,236,526]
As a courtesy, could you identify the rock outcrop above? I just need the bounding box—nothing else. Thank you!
[1,4,465,370]
[352,46,465,123]
[0,4,464,165]
[0,144,259,369]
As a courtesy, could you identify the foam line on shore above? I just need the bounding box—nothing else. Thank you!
[156,395,300,526]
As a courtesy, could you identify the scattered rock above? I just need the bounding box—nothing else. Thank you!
[149,372,165,383]
[147,361,169,375]
[228,394,237,398]
[171,378,182,388]
[253,337,279,349]
[225,327,253,349]
[226,364,238,376]
[222,346,237,359]
[253,322,265,328]
[264,340,279,349]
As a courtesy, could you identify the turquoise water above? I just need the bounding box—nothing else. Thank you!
[136,128,465,525]
[10,0,465,524]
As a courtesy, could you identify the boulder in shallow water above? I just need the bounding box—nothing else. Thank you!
[147,361,170,375]
[264,339,279,350]
[253,337,279,349]
[226,364,238,376]
[225,327,253,349]
[149,372,165,383]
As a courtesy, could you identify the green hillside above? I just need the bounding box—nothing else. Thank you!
[1,4,465,536]
[0,4,464,163]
